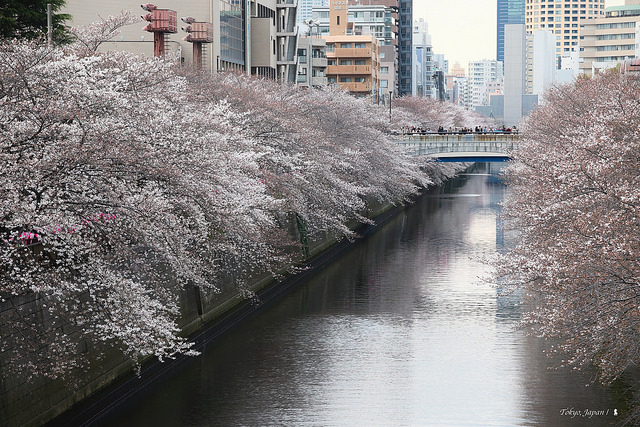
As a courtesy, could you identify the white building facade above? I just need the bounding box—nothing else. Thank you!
[467,59,504,108]
[412,18,434,97]
[532,29,557,100]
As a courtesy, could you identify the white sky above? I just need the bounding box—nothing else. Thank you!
[413,0,626,70]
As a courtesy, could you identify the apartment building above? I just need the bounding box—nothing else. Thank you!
[297,34,329,88]
[579,1,640,75]
[525,0,605,59]
[313,2,395,97]
[325,35,381,97]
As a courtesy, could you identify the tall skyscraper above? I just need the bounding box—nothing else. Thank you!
[397,0,413,96]
[497,0,526,64]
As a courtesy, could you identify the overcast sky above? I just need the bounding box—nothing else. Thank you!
[412,0,626,69]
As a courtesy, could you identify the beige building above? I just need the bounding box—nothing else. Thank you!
[579,1,640,75]
[325,35,380,97]
[525,0,605,58]
[312,2,397,98]
[63,0,299,83]
[324,0,381,98]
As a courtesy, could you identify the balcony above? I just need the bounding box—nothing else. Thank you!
[277,25,298,37]
[337,81,372,92]
[329,47,372,58]
[312,57,328,68]
[326,64,371,75]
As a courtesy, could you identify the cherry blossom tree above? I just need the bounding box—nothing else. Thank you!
[494,71,640,403]
[1,13,473,381]
[0,16,287,378]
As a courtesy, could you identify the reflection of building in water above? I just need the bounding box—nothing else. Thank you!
[496,283,523,322]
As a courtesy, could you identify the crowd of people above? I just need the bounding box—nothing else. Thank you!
[401,125,517,135]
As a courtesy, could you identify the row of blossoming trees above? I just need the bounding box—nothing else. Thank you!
[496,70,640,416]
[0,14,487,381]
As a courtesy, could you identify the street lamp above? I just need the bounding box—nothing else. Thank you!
[305,19,319,95]
[388,90,393,123]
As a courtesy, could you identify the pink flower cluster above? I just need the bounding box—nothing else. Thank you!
[5,213,117,246]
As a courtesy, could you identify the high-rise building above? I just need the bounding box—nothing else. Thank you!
[397,0,413,96]
[504,23,538,126]
[504,24,527,126]
[525,0,605,60]
[579,1,640,76]
[497,0,526,64]
[412,18,434,97]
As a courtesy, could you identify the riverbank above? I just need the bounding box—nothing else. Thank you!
[47,199,407,427]
[0,164,454,427]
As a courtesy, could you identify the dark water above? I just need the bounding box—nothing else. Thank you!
[102,163,622,426]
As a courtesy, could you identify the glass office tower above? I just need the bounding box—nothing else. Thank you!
[497,0,525,63]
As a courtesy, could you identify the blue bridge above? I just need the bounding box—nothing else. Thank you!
[393,133,520,162]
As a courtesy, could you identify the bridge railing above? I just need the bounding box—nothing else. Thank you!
[392,134,520,157]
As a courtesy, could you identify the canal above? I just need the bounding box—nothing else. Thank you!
[98,163,621,426]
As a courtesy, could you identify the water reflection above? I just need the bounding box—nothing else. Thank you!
[101,163,618,426]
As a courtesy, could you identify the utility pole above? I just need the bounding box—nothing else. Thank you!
[305,19,317,95]
[47,3,52,46]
